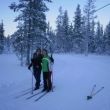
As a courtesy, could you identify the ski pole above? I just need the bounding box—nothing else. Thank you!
[51,71,54,92]
[92,87,104,97]
[51,59,54,92]
[30,69,34,94]
[87,86,104,100]
[87,84,96,100]
[90,84,96,96]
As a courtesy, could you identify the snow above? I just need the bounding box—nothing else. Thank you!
[0,53,110,110]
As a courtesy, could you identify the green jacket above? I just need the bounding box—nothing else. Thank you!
[42,56,50,72]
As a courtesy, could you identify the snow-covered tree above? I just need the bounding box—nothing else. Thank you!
[56,7,70,53]
[5,35,12,53]
[81,16,87,53]
[11,25,27,65]
[46,22,56,53]
[0,21,5,54]
[9,0,51,64]
[89,20,96,53]
[56,7,64,52]
[68,23,74,52]
[73,4,84,53]
[104,21,110,54]
[95,21,103,54]
[84,0,97,55]
[62,10,70,52]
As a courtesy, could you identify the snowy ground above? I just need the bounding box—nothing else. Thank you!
[0,53,110,110]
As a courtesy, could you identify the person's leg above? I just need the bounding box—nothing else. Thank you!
[47,72,52,92]
[35,69,41,89]
[42,72,48,91]
[33,68,38,89]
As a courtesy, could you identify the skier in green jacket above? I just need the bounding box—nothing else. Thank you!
[42,49,53,92]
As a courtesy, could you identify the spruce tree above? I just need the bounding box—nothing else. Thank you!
[9,0,51,64]
[84,0,97,55]
[62,10,69,52]
[73,4,83,53]
[46,22,56,52]
[5,35,12,53]
[0,21,5,54]
[95,21,103,54]
[89,20,96,53]
[56,8,70,53]
[56,7,64,52]
[104,21,110,54]
[68,23,74,52]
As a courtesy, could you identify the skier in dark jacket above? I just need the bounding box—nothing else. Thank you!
[28,48,43,90]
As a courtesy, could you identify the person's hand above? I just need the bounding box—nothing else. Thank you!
[28,66,30,70]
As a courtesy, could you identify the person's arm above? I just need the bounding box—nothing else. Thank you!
[28,59,33,70]
[50,54,54,64]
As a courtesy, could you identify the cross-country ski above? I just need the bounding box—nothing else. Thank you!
[26,91,44,100]
[15,85,43,99]
[35,92,48,102]
[34,86,55,102]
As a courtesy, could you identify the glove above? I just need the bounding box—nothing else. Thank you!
[28,66,31,70]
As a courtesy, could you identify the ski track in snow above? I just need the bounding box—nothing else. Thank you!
[0,53,110,110]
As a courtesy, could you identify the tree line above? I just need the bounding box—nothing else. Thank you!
[0,0,110,65]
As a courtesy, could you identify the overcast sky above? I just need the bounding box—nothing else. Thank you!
[0,0,110,36]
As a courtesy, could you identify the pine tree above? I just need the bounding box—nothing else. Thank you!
[11,25,27,65]
[0,21,5,54]
[5,35,12,53]
[9,0,51,64]
[62,10,69,52]
[46,22,56,52]
[56,6,64,52]
[56,8,70,53]
[95,21,103,54]
[84,0,97,55]
[81,16,87,53]
[68,23,74,52]
[89,20,96,53]
[104,21,110,54]
[73,4,83,53]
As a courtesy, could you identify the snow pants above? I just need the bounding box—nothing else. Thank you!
[33,68,41,88]
[43,72,52,91]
